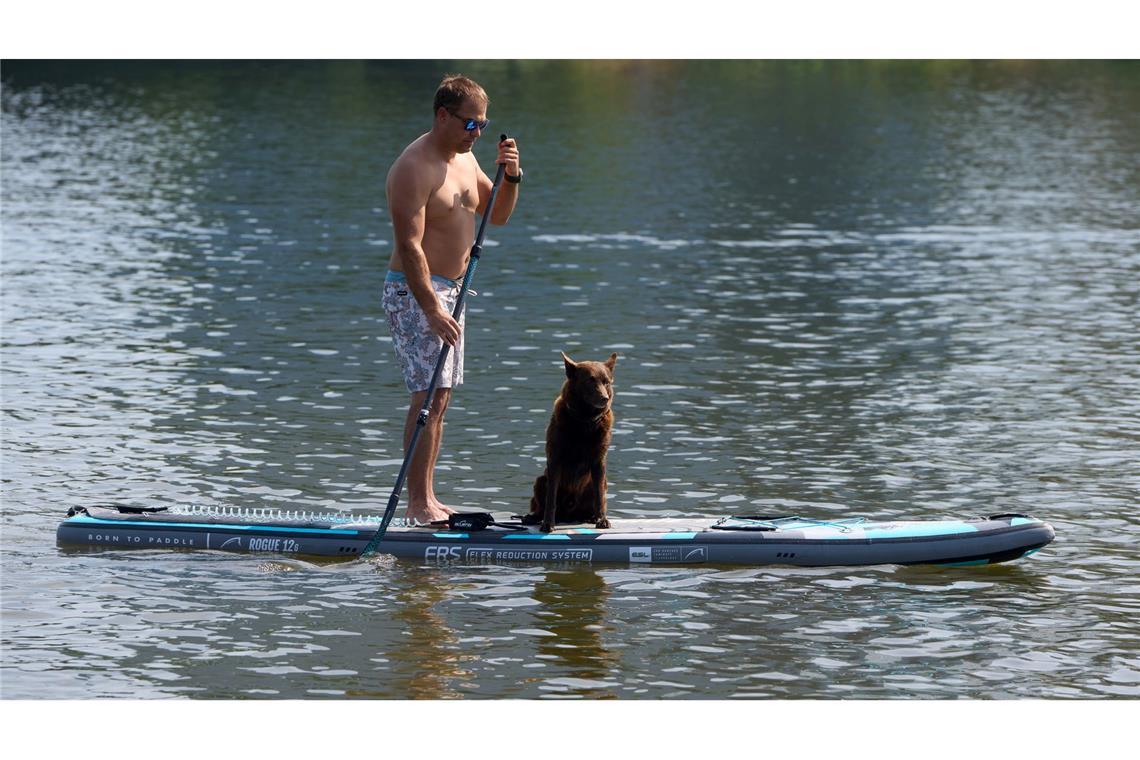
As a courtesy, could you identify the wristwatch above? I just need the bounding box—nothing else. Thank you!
[506,168,523,184]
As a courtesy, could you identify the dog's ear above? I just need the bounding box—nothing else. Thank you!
[561,351,577,378]
[605,352,618,372]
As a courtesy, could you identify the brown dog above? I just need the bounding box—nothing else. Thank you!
[524,351,617,533]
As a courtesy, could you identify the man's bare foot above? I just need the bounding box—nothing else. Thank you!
[405,503,451,526]
[430,499,458,515]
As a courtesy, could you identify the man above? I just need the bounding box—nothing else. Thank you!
[383,74,522,526]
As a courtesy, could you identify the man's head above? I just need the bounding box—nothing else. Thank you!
[432,74,489,153]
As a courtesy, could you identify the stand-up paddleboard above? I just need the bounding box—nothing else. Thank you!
[57,505,1054,567]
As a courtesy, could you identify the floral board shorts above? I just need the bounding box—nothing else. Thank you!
[382,270,465,393]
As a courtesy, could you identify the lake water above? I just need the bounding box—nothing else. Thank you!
[2,60,1138,701]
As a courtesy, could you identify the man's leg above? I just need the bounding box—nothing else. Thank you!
[403,387,454,524]
[423,387,455,515]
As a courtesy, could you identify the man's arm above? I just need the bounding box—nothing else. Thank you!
[477,137,520,225]
[387,161,462,346]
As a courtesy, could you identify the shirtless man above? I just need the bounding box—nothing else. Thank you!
[383,74,521,525]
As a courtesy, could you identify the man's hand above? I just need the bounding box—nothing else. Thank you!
[497,137,520,176]
[426,306,461,347]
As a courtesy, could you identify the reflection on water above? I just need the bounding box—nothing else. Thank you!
[365,571,472,699]
[528,569,618,698]
[2,60,1139,699]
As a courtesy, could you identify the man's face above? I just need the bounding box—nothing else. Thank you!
[443,98,488,153]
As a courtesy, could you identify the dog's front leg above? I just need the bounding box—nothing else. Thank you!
[591,461,610,529]
[541,471,558,533]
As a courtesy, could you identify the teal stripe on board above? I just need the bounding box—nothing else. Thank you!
[1010,517,1040,527]
[861,522,978,539]
[503,533,570,540]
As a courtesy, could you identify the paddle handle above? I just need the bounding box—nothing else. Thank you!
[471,135,510,262]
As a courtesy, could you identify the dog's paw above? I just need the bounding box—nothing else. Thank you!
[539,520,555,533]
[595,516,611,529]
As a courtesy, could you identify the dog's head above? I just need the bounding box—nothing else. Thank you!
[561,351,618,411]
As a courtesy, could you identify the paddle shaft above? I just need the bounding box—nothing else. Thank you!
[363,136,510,556]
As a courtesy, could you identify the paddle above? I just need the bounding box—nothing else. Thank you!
[362,134,511,557]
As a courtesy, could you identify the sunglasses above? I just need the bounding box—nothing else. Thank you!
[448,109,490,132]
